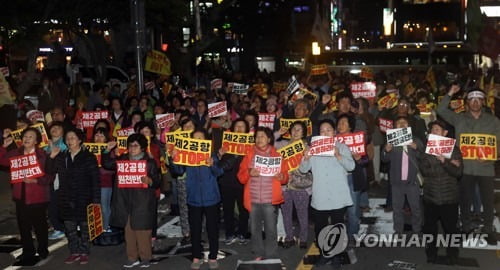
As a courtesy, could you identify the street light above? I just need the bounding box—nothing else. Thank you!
[312,42,321,56]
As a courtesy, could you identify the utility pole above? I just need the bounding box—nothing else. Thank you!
[131,0,145,94]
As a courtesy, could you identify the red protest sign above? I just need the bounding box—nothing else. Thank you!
[335,131,366,155]
[208,101,227,118]
[258,113,275,129]
[9,153,45,184]
[309,136,335,156]
[116,160,148,188]
[378,118,393,133]
[82,111,109,128]
[26,110,45,122]
[211,78,223,90]
[155,113,175,129]
[350,82,376,99]
[116,127,135,137]
[87,203,104,241]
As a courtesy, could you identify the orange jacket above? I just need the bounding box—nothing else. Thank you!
[237,145,289,212]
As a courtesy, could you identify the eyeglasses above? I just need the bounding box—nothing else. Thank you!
[398,103,409,107]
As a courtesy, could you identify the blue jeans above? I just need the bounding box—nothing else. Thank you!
[347,174,360,236]
[101,187,112,230]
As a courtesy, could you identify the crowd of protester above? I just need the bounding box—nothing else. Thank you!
[0,65,499,269]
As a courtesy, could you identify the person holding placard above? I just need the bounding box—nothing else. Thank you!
[382,116,423,235]
[299,119,354,267]
[437,85,500,245]
[238,127,289,261]
[169,128,224,270]
[217,119,250,246]
[0,127,51,266]
[101,133,160,268]
[46,128,100,265]
[419,120,463,265]
[275,121,311,249]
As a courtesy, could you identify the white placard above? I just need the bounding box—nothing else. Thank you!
[254,155,282,176]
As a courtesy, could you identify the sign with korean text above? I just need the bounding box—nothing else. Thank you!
[155,113,175,129]
[459,133,497,161]
[287,75,300,94]
[117,160,148,188]
[82,111,109,128]
[258,113,276,129]
[116,127,134,137]
[211,78,223,90]
[173,137,212,166]
[360,67,374,80]
[309,136,335,156]
[145,50,172,76]
[10,128,23,147]
[87,204,103,241]
[350,82,376,99]
[9,153,44,184]
[278,140,305,172]
[254,155,282,176]
[378,93,398,109]
[334,131,366,155]
[386,127,413,146]
[378,118,394,133]
[208,101,227,118]
[222,131,254,156]
[117,136,128,156]
[26,110,45,122]
[416,104,433,116]
[425,134,455,159]
[311,64,328,76]
[279,118,312,139]
[253,83,268,98]
[233,83,249,95]
[31,123,49,148]
[165,130,191,151]
[450,99,465,113]
[83,143,107,167]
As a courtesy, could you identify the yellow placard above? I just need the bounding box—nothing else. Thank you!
[87,204,103,241]
[279,118,313,139]
[221,131,255,156]
[173,137,212,166]
[117,136,128,155]
[377,93,398,109]
[277,140,305,172]
[459,133,497,161]
[145,50,172,76]
[165,130,191,151]
[311,64,328,76]
[10,128,23,147]
[83,143,107,167]
[31,123,49,148]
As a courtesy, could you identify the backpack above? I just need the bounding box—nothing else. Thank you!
[288,170,313,190]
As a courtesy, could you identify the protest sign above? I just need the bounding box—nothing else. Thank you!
[208,101,227,118]
[309,136,335,156]
[87,204,103,241]
[450,99,465,113]
[83,143,107,167]
[0,67,9,77]
[222,131,254,156]
[425,134,455,159]
[173,137,212,166]
[310,64,328,76]
[82,111,109,128]
[155,113,175,129]
[10,128,23,147]
[116,127,135,137]
[459,133,497,161]
[31,123,49,147]
[117,160,148,188]
[289,88,318,105]
[334,131,366,155]
[286,75,300,94]
[360,67,374,80]
[386,127,413,146]
[145,50,172,76]
[378,118,394,133]
[117,136,129,156]
[350,82,376,99]
[253,83,268,98]
[416,104,433,116]
[278,140,305,172]
[254,155,282,176]
[258,113,276,129]
[165,130,191,151]
[26,110,45,122]
[279,118,312,139]
[211,78,223,90]
[378,93,398,109]
[9,153,44,184]
[233,83,249,95]
[272,81,287,93]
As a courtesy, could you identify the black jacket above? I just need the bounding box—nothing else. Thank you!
[46,148,100,221]
[419,147,463,205]
[218,153,244,190]
[102,152,160,230]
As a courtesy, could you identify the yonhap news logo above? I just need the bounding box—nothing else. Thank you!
[317,223,348,258]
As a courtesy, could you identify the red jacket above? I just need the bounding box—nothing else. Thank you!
[0,147,51,205]
[237,145,289,212]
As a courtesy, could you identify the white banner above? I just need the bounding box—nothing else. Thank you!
[425,134,455,159]
[254,155,282,176]
[309,136,335,156]
[208,101,227,118]
[386,127,413,146]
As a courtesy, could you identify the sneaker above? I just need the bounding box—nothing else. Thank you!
[48,230,65,240]
[139,261,151,268]
[190,259,203,270]
[79,254,88,265]
[64,254,80,264]
[208,259,219,269]
[237,235,249,245]
[123,260,141,268]
[224,235,238,245]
